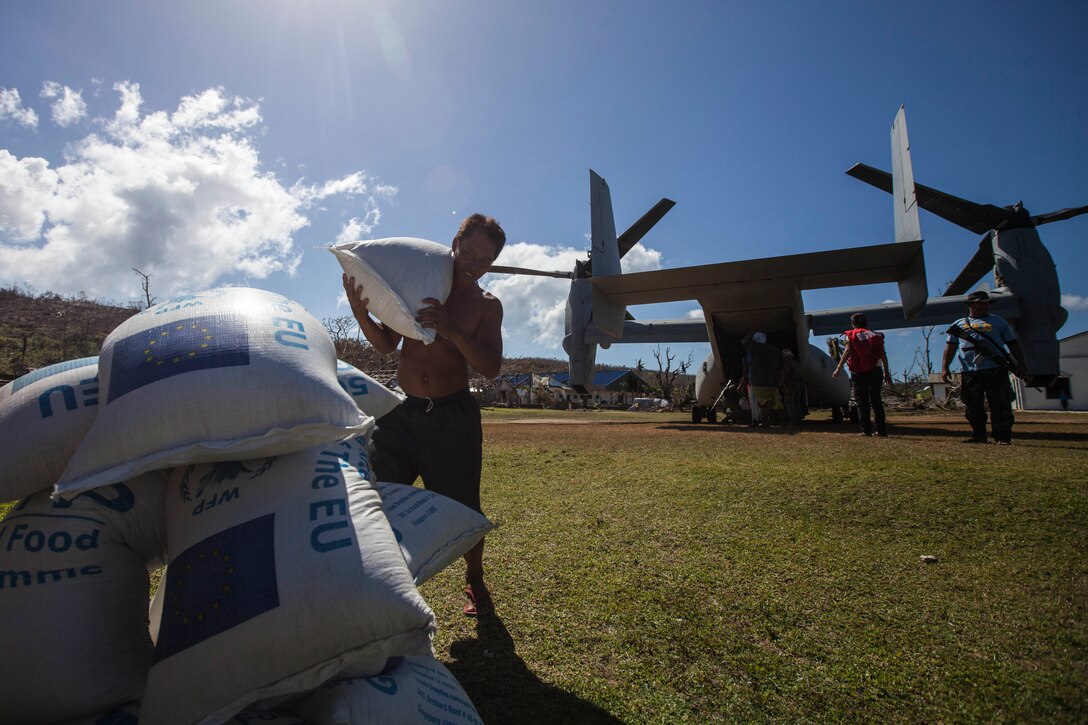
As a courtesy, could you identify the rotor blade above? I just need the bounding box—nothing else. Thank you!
[943,233,994,296]
[847,163,1014,234]
[488,265,574,279]
[617,198,676,259]
[1031,204,1088,226]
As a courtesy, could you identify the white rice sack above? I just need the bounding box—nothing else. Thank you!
[0,472,167,725]
[331,238,453,344]
[55,704,310,725]
[229,713,311,725]
[140,436,435,725]
[376,482,495,585]
[336,359,406,420]
[51,701,140,725]
[295,655,483,725]
[55,288,373,499]
[0,357,101,502]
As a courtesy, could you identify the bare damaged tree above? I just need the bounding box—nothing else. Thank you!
[323,315,357,358]
[919,325,936,376]
[322,315,398,374]
[132,268,155,309]
[651,345,692,402]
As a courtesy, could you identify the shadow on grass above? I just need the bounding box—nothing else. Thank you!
[446,614,623,725]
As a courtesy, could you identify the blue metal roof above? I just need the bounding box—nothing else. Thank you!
[548,369,646,388]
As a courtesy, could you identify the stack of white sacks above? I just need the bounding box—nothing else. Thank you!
[0,240,490,724]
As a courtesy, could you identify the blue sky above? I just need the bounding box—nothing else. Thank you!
[2,0,1086,376]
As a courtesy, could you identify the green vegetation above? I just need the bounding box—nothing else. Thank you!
[426,409,1088,723]
[3,410,1085,722]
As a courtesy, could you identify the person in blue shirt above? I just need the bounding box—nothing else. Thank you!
[941,291,1030,445]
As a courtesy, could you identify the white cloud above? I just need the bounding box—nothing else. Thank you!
[292,171,396,207]
[0,82,395,301]
[1061,294,1088,311]
[686,308,704,319]
[171,87,260,132]
[41,81,87,127]
[619,244,663,273]
[0,152,58,241]
[482,240,663,353]
[335,209,383,244]
[0,88,38,128]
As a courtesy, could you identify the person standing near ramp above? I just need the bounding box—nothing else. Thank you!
[739,331,782,427]
[832,312,892,437]
[343,214,506,615]
[941,290,1030,445]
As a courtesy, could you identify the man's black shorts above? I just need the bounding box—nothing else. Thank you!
[371,388,483,512]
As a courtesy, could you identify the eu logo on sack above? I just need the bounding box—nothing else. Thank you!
[107,314,250,403]
[153,514,280,663]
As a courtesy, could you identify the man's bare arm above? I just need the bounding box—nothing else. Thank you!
[342,274,402,355]
[831,340,852,379]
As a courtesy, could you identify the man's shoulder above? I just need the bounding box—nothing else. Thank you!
[452,284,501,307]
[478,289,502,318]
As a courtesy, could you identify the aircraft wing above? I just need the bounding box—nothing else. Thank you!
[591,241,923,306]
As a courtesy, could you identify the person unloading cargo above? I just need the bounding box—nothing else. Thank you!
[342,214,505,616]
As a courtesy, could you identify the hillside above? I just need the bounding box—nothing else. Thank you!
[0,285,643,385]
[499,356,568,375]
[0,285,138,383]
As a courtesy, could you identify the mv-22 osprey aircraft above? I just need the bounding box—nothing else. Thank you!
[490,107,1085,422]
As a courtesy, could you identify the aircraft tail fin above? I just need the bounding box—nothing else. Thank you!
[890,106,928,318]
[589,170,628,338]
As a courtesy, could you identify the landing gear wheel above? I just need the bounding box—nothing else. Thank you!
[706,408,718,424]
[832,406,844,423]
[691,405,704,424]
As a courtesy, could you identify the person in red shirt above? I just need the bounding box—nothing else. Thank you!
[832,312,893,437]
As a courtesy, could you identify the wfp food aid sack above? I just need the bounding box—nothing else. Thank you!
[56,288,372,498]
[336,359,405,419]
[294,655,483,725]
[0,472,168,725]
[140,436,435,725]
[375,481,494,585]
[55,704,309,725]
[331,238,453,344]
[50,701,140,725]
[0,357,101,502]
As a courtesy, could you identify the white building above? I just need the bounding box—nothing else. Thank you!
[1015,330,1086,412]
[920,331,1085,412]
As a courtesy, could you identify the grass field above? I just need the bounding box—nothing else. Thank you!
[4,408,1085,722]
[423,408,1088,723]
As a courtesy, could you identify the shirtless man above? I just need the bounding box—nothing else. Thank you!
[341,214,505,616]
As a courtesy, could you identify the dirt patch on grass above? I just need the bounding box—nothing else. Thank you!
[483,410,1088,451]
